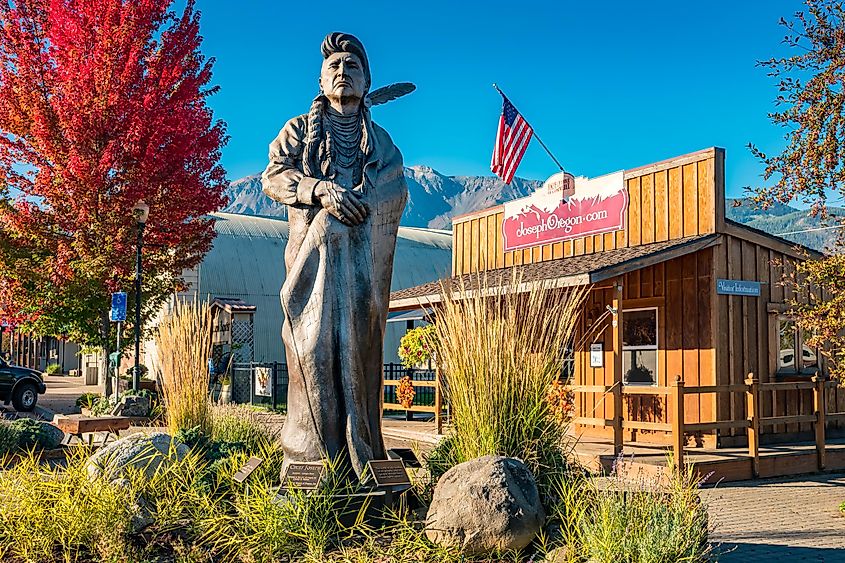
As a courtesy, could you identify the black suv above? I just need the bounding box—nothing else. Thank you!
[0,357,46,412]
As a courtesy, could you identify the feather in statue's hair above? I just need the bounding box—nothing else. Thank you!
[365,82,416,108]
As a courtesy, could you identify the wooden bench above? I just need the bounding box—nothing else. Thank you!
[53,416,132,446]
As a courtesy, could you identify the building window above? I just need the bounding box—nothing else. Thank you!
[622,308,658,386]
[777,318,797,373]
[776,316,819,375]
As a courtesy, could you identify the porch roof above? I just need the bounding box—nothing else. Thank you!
[389,233,720,311]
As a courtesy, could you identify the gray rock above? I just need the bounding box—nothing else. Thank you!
[85,432,188,481]
[425,455,545,555]
[111,395,150,417]
[110,477,155,532]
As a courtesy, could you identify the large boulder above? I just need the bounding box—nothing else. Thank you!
[85,432,188,481]
[425,455,545,555]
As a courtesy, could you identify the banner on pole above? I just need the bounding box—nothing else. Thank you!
[502,171,628,251]
[110,292,127,322]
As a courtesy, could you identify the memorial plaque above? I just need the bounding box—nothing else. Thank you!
[282,461,326,490]
[367,459,411,487]
[387,447,421,468]
[233,456,264,484]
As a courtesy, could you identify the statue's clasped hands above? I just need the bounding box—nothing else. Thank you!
[315,181,368,226]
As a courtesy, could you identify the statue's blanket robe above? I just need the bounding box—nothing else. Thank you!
[261,113,408,479]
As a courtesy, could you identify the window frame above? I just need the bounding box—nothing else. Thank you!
[774,313,820,377]
[621,306,659,387]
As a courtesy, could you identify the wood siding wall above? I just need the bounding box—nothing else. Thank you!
[575,249,716,435]
[452,148,726,276]
[714,233,843,443]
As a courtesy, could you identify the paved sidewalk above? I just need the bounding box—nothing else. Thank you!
[708,472,845,562]
[39,374,99,415]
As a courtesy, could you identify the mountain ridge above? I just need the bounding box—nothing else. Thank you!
[224,168,841,252]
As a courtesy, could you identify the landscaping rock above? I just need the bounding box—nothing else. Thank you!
[425,455,545,555]
[85,432,188,481]
[111,395,150,417]
[111,478,155,533]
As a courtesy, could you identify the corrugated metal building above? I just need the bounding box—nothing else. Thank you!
[173,212,451,365]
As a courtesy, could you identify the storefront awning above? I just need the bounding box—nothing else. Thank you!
[389,234,720,311]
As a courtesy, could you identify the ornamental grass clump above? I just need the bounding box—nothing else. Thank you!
[432,272,587,477]
[546,465,711,563]
[0,448,136,562]
[155,298,214,435]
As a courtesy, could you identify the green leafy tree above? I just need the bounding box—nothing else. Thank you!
[750,0,845,378]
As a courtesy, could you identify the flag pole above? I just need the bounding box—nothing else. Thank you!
[492,83,566,174]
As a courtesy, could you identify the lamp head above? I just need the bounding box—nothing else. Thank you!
[133,200,150,225]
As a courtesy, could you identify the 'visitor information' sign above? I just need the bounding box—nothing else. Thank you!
[716,279,761,297]
[502,171,628,251]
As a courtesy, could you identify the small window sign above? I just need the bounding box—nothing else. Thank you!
[717,279,761,297]
[590,342,603,368]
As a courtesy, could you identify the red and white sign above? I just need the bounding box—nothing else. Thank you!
[502,171,627,252]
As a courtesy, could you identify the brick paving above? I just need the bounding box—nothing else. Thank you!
[707,473,845,562]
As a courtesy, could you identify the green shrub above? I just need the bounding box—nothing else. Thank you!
[9,418,62,450]
[76,392,101,410]
[0,421,16,457]
[45,363,62,375]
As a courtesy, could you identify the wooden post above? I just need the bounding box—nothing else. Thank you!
[612,282,624,456]
[434,361,443,435]
[671,376,685,471]
[813,374,826,470]
[745,374,760,478]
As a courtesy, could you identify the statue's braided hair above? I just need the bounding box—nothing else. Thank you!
[303,95,325,178]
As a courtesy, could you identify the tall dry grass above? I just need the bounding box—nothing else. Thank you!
[155,298,214,435]
[433,272,587,473]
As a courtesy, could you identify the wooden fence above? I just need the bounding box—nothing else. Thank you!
[383,364,444,434]
[572,374,843,476]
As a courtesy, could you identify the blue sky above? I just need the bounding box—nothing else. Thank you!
[199,0,801,198]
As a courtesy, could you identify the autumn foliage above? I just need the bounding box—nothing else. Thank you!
[752,1,845,379]
[0,0,227,346]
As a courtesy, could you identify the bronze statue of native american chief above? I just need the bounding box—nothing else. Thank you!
[261,32,414,480]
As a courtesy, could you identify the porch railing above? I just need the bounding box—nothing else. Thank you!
[572,374,842,476]
[382,362,444,435]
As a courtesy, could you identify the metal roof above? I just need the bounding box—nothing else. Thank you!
[186,212,452,363]
[389,234,720,311]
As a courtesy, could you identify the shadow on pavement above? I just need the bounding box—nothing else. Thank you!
[714,542,845,562]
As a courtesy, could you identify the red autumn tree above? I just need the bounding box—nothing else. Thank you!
[0,0,227,385]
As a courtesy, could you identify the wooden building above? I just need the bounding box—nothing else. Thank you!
[389,148,843,479]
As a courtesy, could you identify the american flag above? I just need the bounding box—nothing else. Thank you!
[491,94,533,185]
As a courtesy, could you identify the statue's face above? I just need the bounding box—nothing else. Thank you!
[320,52,366,103]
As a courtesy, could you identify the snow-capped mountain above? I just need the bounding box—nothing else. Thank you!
[222,166,541,229]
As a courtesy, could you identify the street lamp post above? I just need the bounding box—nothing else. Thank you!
[132,200,150,391]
